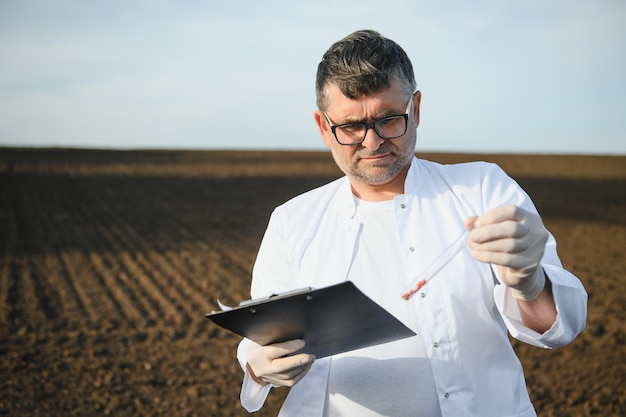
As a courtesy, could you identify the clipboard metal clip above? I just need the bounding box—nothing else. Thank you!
[238,287,315,307]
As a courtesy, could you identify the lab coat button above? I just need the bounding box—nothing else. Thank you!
[433,342,439,348]
[408,247,415,252]
[444,393,450,399]
[420,292,426,298]
[400,203,406,209]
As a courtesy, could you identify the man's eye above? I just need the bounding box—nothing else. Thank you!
[378,116,402,127]
[339,124,364,134]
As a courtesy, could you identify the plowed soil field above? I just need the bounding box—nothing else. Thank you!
[0,149,624,416]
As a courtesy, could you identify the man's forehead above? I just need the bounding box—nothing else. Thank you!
[324,82,406,111]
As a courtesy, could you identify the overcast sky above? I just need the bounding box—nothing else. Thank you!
[1,0,625,154]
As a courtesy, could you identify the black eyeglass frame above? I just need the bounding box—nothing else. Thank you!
[323,95,414,146]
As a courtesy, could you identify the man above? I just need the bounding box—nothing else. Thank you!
[236,30,587,417]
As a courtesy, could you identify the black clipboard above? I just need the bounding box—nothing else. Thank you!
[206,281,416,358]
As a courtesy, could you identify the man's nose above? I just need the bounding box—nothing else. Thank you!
[360,126,384,150]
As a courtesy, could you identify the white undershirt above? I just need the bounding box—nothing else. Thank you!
[324,197,442,417]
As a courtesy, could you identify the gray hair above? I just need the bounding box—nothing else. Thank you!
[315,30,417,111]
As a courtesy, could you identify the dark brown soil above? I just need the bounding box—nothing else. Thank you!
[0,149,624,416]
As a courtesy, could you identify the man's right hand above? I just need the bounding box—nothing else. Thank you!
[246,339,316,387]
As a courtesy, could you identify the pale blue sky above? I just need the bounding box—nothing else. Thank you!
[1,0,625,154]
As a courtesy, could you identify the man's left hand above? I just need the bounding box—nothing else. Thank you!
[465,205,548,299]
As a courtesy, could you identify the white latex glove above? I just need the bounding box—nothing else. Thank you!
[465,204,548,301]
[246,339,315,387]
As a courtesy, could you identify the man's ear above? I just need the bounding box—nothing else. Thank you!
[314,110,333,148]
[413,90,422,128]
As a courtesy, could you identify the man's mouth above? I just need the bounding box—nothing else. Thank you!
[360,152,392,161]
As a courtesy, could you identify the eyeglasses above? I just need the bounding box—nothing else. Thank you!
[323,95,414,146]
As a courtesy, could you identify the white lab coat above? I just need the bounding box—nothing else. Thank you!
[237,157,587,417]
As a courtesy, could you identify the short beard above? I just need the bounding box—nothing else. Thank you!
[340,134,416,186]
[349,154,410,186]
